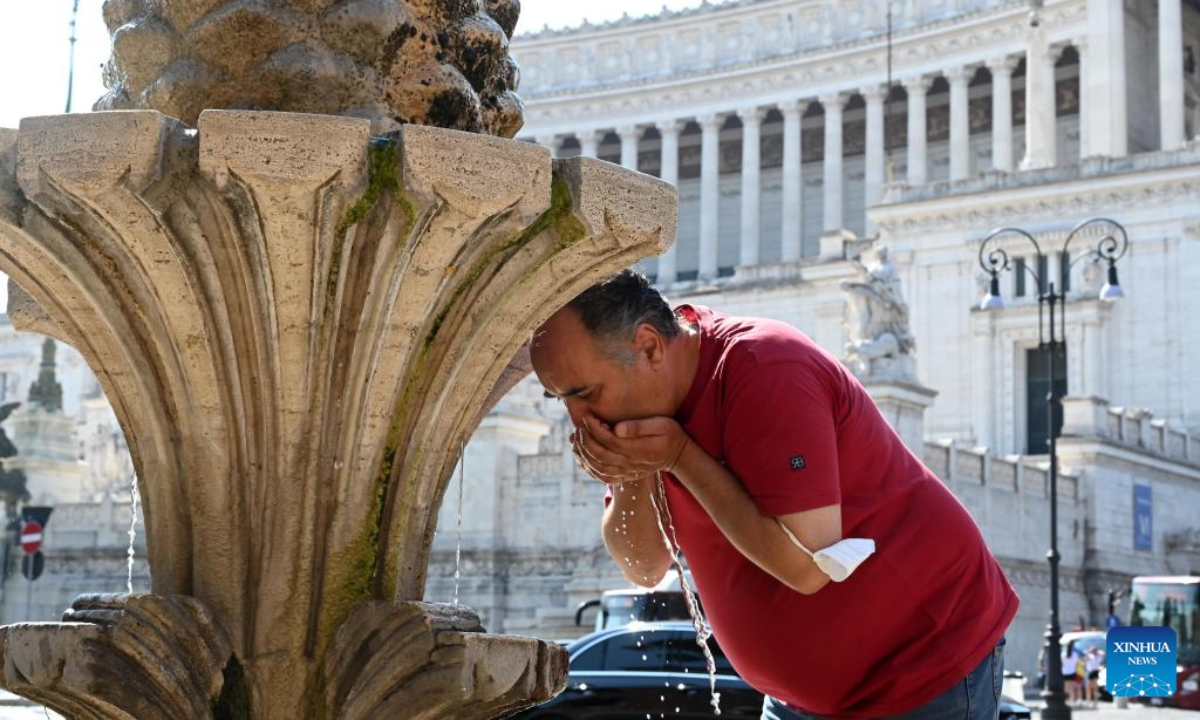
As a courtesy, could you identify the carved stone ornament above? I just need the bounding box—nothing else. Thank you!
[94,0,525,137]
[0,109,675,718]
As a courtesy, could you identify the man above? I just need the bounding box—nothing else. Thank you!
[530,270,1018,720]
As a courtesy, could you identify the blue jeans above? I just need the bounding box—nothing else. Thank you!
[762,637,1006,720]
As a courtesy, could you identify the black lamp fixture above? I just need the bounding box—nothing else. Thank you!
[976,217,1128,720]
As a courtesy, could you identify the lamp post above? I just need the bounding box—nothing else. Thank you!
[977,217,1128,720]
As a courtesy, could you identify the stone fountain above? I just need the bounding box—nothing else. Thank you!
[0,1,676,718]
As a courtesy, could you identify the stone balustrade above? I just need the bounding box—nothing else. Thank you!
[923,438,1080,500]
[1062,396,1200,464]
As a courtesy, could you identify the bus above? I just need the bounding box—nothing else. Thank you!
[1128,575,1200,709]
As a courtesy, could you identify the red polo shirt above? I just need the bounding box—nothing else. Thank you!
[652,305,1018,717]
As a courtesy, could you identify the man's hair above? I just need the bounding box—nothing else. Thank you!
[566,269,681,364]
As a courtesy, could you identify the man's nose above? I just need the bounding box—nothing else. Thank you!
[565,398,587,426]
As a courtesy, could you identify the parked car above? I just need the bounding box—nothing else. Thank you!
[1000,695,1034,720]
[510,621,763,719]
[512,621,1035,720]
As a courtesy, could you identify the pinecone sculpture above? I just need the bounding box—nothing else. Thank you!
[94,0,524,137]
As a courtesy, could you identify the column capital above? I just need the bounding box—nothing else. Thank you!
[737,105,768,124]
[576,128,600,143]
[944,66,974,86]
[860,84,888,105]
[1071,36,1087,55]
[986,55,1020,76]
[902,75,933,94]
[696,112,723,131]
[778,99,806,120]
[615,124,640,140]
[819,91,849,112]
[657,119,682,138]
[534,133,557,147]
[1048,42,1071,63]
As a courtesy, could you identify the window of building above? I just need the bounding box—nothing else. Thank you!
[1026,344,1067,454]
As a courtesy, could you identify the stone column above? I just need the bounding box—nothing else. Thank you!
[1074,39,1089,158]
[698,113,722,279]
[987,57,1017,172]
[617,124,640,169]
[903,76,932,184]
[738,106,764,267]
[578,129,599,158]
[1084,323,1104,398]
[780,100,804,261]
[862,85,886,236]
[821,93,847,233]
[657,120,681,284]
[863,380,939,457]
[1159,0,1185,150]
[1085,0,1127,157]
[1020,29,1058,170]
[947,67,972,181]
[535,134,558,158]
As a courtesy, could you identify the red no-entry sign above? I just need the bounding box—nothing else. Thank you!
[20,521,42,555]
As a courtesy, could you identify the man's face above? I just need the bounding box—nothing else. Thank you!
[530,308,670,428]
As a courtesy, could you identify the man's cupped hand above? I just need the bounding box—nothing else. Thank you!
[570,413,689,484]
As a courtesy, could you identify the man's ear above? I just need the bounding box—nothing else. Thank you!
[632,323,665,367]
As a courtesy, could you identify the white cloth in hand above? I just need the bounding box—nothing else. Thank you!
[776,519,875,582]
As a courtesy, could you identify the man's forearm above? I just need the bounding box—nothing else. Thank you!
[669,440,827,594]
[602,476,672,587]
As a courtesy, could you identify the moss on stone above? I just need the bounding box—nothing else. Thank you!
[424,171,580,350]
[327,136,416,320]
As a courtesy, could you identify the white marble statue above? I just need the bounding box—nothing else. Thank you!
[841,247,917,381]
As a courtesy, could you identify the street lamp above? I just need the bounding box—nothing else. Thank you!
[977,217,1128,720]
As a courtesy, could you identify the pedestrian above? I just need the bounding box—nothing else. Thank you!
[1062,641,1083,706]
[1085,647,1105,707]
[529,270,1019,720]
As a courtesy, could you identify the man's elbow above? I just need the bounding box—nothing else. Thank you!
[785,567,831,596]
[622,560,671,589]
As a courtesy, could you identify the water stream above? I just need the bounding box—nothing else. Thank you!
[126,474,140,594]
[650,473,721,715]
[453,441,464,606]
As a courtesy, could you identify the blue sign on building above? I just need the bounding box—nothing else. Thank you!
[1134,484,1153,552]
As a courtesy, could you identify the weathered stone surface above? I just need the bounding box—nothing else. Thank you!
[324,601,567,719]
[0,594,232,720]
[0,109,675,719]
[95,0,525,137]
